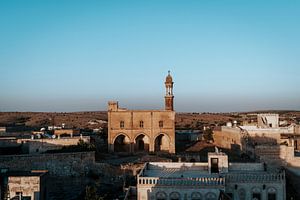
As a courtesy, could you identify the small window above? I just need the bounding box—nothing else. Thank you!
[120,121,124,128]
[139,121,144,128]
[16,192,23,198]
[159,121,163,128]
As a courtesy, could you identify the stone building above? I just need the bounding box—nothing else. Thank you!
[0,169,48,200]
[213,113,300,167]
[137,151,286,200]
[108,72,175,153]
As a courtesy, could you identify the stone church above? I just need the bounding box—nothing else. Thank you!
[107,72,175,153]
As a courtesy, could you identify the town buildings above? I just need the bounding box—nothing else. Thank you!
[107,72,176,153]
[213,113,300,167]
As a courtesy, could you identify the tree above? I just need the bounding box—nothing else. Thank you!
[203,128,214,141]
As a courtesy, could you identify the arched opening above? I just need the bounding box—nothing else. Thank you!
[169,192,180,200]
[267,187,276,200]
[113,134,131,152]
[135,134,150,152]
[154,134,170,152]
[156,191,167,200]
[191,192,202,200]
[190,158,196,162]
[205,192,217,200]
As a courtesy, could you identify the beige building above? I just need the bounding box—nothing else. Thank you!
[136,150,285,200]
[108,72,175,153]
[0,169,48,200]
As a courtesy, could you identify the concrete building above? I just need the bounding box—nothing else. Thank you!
[257,114,279,128]
[108,72,175,153]
[0,169,48,200]
[137,150,285,200]
[213,113,300,167]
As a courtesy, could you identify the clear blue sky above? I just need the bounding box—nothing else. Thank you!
[0,0,299,112]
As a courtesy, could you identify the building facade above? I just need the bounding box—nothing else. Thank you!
[137,151,286,200]
[0,169,48,200]
[108,72,175,153]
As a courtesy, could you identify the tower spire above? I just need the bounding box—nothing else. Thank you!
[164,71,174,111]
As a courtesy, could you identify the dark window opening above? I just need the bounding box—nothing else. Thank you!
[268,193,276,200]
[211,158,219,173]
[120,121,124,128]
[140,121,144,128]
[159,121,163,128]
[252,193,261,200]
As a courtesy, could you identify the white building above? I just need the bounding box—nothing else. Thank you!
[137,151,285,200]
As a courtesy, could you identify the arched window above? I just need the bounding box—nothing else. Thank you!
[238,188,246,200]
[140,120,144,128]
[156,191,167,200]
[169,192,180,200]
[252,187,261,200]
[120,121,124,128]
[267,187,276,200]
[159,121,163,128]
[205,192,217,200]
[191,192,202,200]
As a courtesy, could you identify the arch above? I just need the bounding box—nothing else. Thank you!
[113,132,131,143]
[191,192,202,200]
[205,192,217,200]
[113,133,131,152]
[267,187,277,200]
[156,191,167,200]
[169,192,181,200]
[134,133,150,152]
[251,187,261,200]
[154,133,170,152]
[238,188,246,200]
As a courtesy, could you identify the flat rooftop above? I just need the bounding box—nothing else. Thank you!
[141,162,265,178]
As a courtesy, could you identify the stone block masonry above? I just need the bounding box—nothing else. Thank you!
[0,151,95,176]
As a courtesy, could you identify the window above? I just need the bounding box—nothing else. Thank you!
[16,192,23,199]
[267,187,277,200]
[268,193,276,200]
[139,121,144,128]
[120,121,124,128]
[159,121,163,128]
[252,193,261,200]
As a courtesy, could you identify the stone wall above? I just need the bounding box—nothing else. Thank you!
[18,136,90,154]
[0,152,95,176]
[213,128,242,150]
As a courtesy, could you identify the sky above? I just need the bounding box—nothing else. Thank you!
[0,0,299,112]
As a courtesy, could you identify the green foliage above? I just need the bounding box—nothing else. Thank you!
[203,128,214,141]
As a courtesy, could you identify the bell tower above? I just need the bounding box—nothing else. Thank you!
[164,71,174,111]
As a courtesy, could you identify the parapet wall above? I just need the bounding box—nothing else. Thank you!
[0,151,95,176]
[229,163,263,171]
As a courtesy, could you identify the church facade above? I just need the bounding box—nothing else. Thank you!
[107,72,175,153]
